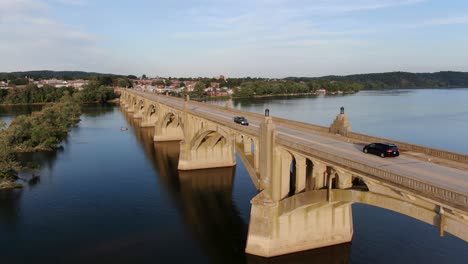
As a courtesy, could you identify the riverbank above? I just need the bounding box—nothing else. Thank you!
[192,91,357,101]
[1,99,119,106]
[0,179,22,189]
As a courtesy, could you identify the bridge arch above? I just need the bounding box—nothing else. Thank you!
[154,111,184,141]
[178,125,236,170]
[143,104,158,125]
[134,99,145,118]
[190,125,232,151]
[128,96,137,112]
[161,111,183,130]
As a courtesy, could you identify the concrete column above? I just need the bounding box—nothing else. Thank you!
[236,134,243,145]
[254,139,260,173]
[259,117,277,200]
[295,156,306,194]
[313,160,327,189]
[243,137,252,155]
[280,151,292,199]
[336,170,353,189]
[127,102,135,113]
[271,148,282,201]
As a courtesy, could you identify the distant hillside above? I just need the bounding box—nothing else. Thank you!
[0,70,127,80]
[285,71,468,89]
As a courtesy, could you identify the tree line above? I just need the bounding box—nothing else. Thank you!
[0,82,118,104]
[0,70,130,82]
[286,71,468,89]
[232,80,363,98]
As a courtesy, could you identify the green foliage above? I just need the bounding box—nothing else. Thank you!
[1,94,81,152]
[0,70,126,81]
[232,80,347,98]
[0,84,75,104]
[0,135,20,180]
[287,71,468,89]
[0,94,81,181]
[10,78,29,85]
[77,83,117,103]
[190,82,206,98]
[152,80,165,86]
[116,78,131,88]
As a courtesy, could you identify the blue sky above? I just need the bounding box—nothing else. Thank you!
[1,0,467,77]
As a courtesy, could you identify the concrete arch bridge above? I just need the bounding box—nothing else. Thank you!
[120,89,468,257]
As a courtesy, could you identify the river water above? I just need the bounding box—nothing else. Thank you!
[0,89,467,263]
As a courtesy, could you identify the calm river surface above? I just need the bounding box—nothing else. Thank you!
[1,89,467,263]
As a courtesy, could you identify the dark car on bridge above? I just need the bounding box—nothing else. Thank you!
[363,143,400,158]
[233,116,249,126]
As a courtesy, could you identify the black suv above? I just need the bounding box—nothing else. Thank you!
[363,143,399,158]
[233,116,249,126]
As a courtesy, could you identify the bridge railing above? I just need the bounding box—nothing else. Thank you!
[276,135,468,211]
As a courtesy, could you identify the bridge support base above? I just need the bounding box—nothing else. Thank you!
[153,135,184,142]
[140,122,155,128]
[178,160,236,170]
[245,191,353,257]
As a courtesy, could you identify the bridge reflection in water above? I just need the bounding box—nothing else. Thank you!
[124,112,352,263]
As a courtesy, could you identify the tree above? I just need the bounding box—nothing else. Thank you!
[152,80,165,86]
[191,82,206,98]
[10,78,28,85]
[117,78,130,88]
[142,74,147,80]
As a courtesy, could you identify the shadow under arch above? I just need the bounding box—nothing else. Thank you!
[143,104,158,125]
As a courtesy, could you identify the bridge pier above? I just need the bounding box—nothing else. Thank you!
[246,191,353,257]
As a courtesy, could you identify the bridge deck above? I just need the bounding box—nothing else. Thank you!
[129,90,468,210]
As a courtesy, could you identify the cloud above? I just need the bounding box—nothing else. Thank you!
[426,15,468,26]
[0,0,107,72]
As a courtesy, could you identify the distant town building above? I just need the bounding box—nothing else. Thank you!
[316,89,327,94]
[170,79,181,88]
[185,81,196,92]
[68,80,88,89]
[207,88,228,97]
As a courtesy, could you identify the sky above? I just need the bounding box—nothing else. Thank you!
[0,0,468,77]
